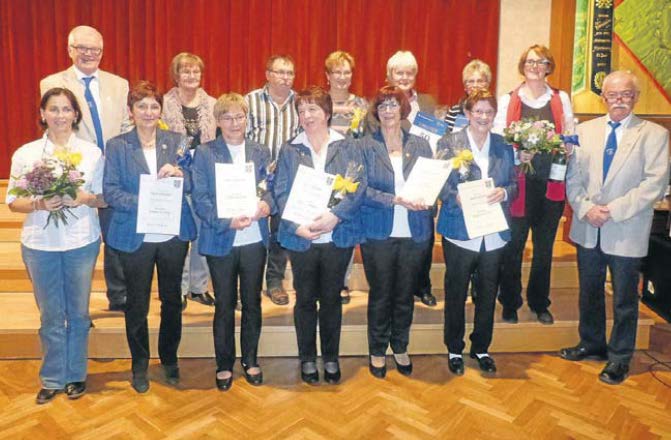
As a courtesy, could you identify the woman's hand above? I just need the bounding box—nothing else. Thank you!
[62,189,96,208]
[296,224,322,240]
[252,201,271,221]
[157,164,183,178]
[394,196,429,211]
[41,195,63,211]
[231,215,252,230]
[486,187,506,204]
[518,150,534,164]
[309,211,340,234]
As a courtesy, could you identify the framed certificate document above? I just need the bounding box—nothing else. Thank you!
[282,164,335,226]
[457,178,508,239]
[136,175,183,235]
[215,162,258,218]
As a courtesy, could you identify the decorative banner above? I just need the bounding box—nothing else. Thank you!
[589,0,614,95]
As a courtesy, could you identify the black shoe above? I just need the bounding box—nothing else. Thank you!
[559,345,608,361]
[340,287,351,305]
[536,310,554,325]
[368,357,387,379]
[599,361,629,385]
[163,364,180,386]
[266,287,290,306]
[65,382,86,400]
[36,388,62,404]
[108,301,126,312]
[393,354,413,376]
[216,372,233,391]
[301,362,319,385]
[448,356,464,376]
[131,374,150,393]
[181,295,188,311]
[242,364,263,386]
[323,362,341,384]
[187,291,215,306]
[501,308,518,324]
[418,292,437,307]
[470,352,497,373]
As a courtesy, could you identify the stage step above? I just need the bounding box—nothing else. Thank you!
[0,289,654,359]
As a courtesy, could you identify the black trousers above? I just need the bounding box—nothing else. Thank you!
[361,237,426,356]
[118,238,188,374]
[99,207,126,305]
[577,241,641,364]
[415,227,434,297]
[266,214,288,290]
[499,178,564,313]
[443,239,503,354]
[207,242,266,371]
[288,243,352,363]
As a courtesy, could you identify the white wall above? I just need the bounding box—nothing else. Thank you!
[496,0,552,96]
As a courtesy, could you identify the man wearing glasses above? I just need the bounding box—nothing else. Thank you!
[245,55,300,306]
[560,70,669,385]
[40,25,132,312]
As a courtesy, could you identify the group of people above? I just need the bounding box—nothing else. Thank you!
[6,25,668,405]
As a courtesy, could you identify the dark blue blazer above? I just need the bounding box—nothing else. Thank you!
[436,130,518,241]
[273,133,366,252]
[103,128,197,253]
[191,137,274,257]
[360,130,434,242]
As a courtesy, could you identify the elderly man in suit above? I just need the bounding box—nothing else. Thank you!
[560,70,669,385]
[40,25,132,312]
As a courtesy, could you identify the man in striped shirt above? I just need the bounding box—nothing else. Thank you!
[245,55,300,305]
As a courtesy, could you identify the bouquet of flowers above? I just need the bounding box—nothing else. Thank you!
[347,107,366,139]
[503,118,564,174]
[9,150,85,228]
[328,161,363,208]
[257,161,277,198]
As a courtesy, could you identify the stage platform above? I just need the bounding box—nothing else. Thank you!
[0,181,656,359]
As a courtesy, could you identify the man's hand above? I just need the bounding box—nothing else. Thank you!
[585,205,611,228]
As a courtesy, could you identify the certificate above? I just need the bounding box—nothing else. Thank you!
[399,157,453,205]
[282,164,335,226]
[457,178,508,239]
[136,175,183,235]
[409,111,448,154]
[215,162,258,218]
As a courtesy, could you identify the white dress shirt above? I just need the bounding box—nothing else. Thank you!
[73,66,102,116]
[390,155,412,238]
[227,142,263,246]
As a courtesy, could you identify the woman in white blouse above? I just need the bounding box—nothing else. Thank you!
[7,88,106,404]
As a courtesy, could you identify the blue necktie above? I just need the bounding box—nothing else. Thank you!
[602,121,621,181]
[83,76,105,152]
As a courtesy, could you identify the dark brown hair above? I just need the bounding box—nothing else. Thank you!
[127,80,163,109]
[39,87,82,130]
[370,85,411,121]
[295,85,333,124]
[463,89,498,113]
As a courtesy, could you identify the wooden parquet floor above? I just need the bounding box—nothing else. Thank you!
[1,353,670,440]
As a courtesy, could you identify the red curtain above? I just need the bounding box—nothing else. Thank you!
[0,0,499,177]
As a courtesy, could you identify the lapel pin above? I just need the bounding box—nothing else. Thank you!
[161,144,167,150]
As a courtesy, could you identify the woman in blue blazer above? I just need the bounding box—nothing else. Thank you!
[103,81,196,393]
[273,86,366,385]
[360,86,433,379]
[436,90,517,376]
[191,93,273,391]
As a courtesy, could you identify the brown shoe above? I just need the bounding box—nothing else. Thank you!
[266,287,289,305]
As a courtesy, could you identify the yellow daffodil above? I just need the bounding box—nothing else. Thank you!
[68,152,82,167]
[333,174,359,193]
[452,149,474,170]
[349,108,364,132]
[157,119,169,130]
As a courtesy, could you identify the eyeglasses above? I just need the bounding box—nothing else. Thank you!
[470,109,495,117]
[464,78,489,86]
[219,114,246,124]
[603,91,637,102]
[70,45,102,56]
[269,70,295,78]
[524,59,550,67]
[377,101,400,112]
[330,69,352,77]
[179,69,201,76]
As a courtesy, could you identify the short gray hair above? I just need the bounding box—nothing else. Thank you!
[67,25,103,48]
[602,70,641,93]
[386,51,418,77]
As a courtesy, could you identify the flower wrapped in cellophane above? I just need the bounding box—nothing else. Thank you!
[503,118,563,174]
[328,161,363,208]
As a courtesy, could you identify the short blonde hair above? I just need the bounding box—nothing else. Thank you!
[386,50,418,78]
[170,52,205,85]
[462,59,492,84]
[325,51,355,73]
[213,93,248,120]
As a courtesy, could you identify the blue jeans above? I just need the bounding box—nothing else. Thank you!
[22,239,101,389]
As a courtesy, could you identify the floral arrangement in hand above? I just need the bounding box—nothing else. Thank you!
[9,149,85,228]
[328,161,363,207]
[503,118,564,174]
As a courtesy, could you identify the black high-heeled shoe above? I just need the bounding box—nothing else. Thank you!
[392,353,413,376]
[215,371,233,391]
[301,362,319,385]
[368,356,386,379]
[242,364,263,386]
[323,361,341,384]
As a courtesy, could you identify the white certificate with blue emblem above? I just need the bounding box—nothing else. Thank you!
[399,157,453,205]
[215,162,258,218]
[458,178,508,239]
[137,175,183,235]
[282,164,335,226]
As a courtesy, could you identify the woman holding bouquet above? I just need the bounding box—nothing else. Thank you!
[360,85,433,379]
[191,93,273,391]
[103,81,196,393]
[274,86,365,385]
[437,90,517,375]
[493,44,574,325]
[7,87,106,404]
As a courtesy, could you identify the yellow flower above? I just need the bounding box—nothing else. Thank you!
[452,149,474,170]
[349,108,364,131]
[68,152,82,167]
[333,174,359,193]
[157,119,169,130]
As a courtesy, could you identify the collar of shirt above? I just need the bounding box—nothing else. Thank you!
[292,129,344,171]
[466,129,491,178]
[262,84,295,108]
[41,132,80,156]
[73,66,99,82]
[606,112,633,130]
[518,83,553,108]
[227,141,246,164]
